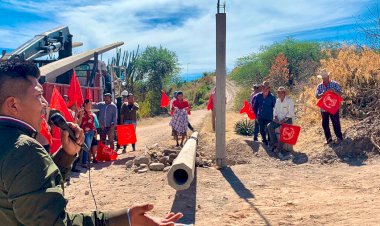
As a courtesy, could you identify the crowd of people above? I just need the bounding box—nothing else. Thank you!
[0,60,182,225]
[0,59,345,225]
[43,90,139,173]
[250,69,343,158]
[58,88,195,171]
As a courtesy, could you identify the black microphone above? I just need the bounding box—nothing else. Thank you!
[50,113,89,152]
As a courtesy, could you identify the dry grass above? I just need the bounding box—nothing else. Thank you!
[297,46,380,123]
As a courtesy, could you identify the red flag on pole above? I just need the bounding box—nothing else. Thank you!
[239,100,256,120]
[116,125,137,145]
[207,94,214,110]
[316,90,343,114]
[86,87,93,101]
[279,124,301,145]
[67,71,84,108]
[50,87,74,154]
[160,90,170,108]
[39,117,52,145]
[50,126,61,155]
[50,86,74,122]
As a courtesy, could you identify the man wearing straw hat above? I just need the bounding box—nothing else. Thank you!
[267,86,295,157]
[315,69,343,144]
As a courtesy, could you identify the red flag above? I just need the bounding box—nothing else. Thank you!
[239,100,256,120]
[207,94,214,110]
[96,141,118,161]
[39,117,52,145]
[116,125,137,145]
[67,71,84,108]
[50,86,74,122]
[280,124,301,145]
[86,87,93,101]
[50,126,61,154]
[316,90,343,114]
[160,90,170,108]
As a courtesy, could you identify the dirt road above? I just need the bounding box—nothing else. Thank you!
[65,80,380,225]
[65,143,380,226]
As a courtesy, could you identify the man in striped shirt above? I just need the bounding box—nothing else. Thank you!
[315,69,343,144]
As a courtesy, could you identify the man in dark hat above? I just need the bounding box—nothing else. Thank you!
[250,83,263,141]
[253,81,276,145]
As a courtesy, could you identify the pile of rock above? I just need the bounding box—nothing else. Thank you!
[125,145,212,173]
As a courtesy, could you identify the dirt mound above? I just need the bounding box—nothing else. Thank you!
[225,139,255,165]
[197,134,257,166]
[308,117,380,165]
[338,117,380,157]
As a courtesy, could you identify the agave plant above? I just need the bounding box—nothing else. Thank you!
[234,119,254,136]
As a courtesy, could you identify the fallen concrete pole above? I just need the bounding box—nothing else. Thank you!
[167,131,198,191]
[40,41,124,82]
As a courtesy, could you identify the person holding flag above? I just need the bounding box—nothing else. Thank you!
[315,69,343,144]
[207,87,216,131]
[120,93,139,152]
[170,91,191,147]
[0,60,183,226]
[169,91,195,132]
[267,86,295,157]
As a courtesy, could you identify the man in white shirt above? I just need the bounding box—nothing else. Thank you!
[267,86,295,154]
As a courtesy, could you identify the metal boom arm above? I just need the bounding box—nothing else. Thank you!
[1,26,82,61]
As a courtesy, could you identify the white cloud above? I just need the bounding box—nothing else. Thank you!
[0,0,374,74]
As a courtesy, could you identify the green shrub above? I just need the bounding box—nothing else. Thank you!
[233,87,252,112]
[234,119,254,136]
[139,100,151,118]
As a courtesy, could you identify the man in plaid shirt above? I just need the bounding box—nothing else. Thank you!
[315,69,343,144]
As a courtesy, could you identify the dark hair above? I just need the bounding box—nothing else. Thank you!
[0,60,40,79]
[83,99,90,107]
[177,91,183,96]
[0,60,41,106]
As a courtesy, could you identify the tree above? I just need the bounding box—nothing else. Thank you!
[230,39,325,86]
[136,46,180,116]
[266,52,289,88]
[356,2,380,49]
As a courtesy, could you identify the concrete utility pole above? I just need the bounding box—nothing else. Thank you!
[215,0,226,167]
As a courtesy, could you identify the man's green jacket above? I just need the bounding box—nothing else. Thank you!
[0,116,111,226]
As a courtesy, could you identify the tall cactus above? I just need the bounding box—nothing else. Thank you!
[109,46,140,96]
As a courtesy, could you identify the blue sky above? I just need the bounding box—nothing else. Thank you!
[0,0,378,77]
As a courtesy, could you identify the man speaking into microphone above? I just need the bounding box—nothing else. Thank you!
[0,60,182,226]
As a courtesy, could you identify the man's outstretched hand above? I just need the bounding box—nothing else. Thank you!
[130,204,183,226]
